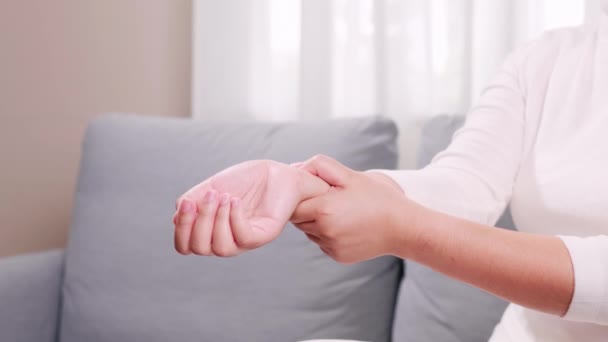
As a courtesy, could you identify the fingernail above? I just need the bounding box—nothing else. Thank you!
[220,193,230,206]
[181,200,194,213]
[204,191,217,203]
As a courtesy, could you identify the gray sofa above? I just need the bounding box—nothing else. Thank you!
[0,115,515,342]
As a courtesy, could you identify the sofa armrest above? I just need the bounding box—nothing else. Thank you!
[0,249,64,342]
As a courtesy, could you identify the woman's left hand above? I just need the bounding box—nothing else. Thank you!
[294,156,577,317]
[291,155,418,264]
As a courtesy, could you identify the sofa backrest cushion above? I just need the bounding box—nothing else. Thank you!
[393,114,515,342]
[60,115,402,342]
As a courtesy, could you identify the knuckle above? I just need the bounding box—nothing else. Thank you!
[330,250,351,264]
[190,243,211,256]
[311,154,329,164]
[174,245,188,255]
[318,225,336,241]
[235,235,256,249]
[330,254,342,262]
[211,245,233,257]
[320,246,332,257]
[305,233,318,243]
[335,258,353,265]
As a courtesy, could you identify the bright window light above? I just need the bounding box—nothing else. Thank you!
[541,0,585,30]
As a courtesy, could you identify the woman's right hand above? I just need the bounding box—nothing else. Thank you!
[173,160,330,257]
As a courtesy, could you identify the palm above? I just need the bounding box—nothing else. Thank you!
[183,160,314,245]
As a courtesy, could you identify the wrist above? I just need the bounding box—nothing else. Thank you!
[365,171,405,195]
[388,198,437,260]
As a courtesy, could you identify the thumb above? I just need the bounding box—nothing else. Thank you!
[297,168,331,201]
[299,155,352,188]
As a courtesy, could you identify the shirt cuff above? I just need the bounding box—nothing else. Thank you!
[559,235,608,324]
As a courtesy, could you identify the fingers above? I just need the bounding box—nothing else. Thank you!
[174,199,197,255]
[296,168,331,201]
[230,197,263,249]
[211,194,240,257]
[299,155,352,187]
[320,246,332,256]
[297,223,325,251]
[305,233,321,244]
[190,191,220,256]
[293,220,317,234]
[291,196,325,224]
[300,227,333,259]
[176,191,260,257]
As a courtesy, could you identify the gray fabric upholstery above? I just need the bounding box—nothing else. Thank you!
[60,114,402,342]
[0,249,64,342]
[393,115,514,342]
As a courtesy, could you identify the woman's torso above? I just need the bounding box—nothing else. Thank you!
[491,14,608,342]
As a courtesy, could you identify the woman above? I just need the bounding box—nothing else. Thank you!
[173,6,608,341]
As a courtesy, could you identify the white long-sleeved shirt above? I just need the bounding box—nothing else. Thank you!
[377,7,608,342]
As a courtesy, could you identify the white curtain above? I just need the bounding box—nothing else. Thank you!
[192,0,598,165]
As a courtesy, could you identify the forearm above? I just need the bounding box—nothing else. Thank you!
[395,200,574,316]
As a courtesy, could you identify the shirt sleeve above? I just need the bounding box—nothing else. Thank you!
[372,36,608,325]
[372,46,529,225]
[559,235,608,324]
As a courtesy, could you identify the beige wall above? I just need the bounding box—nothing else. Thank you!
[0,0,192,257]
